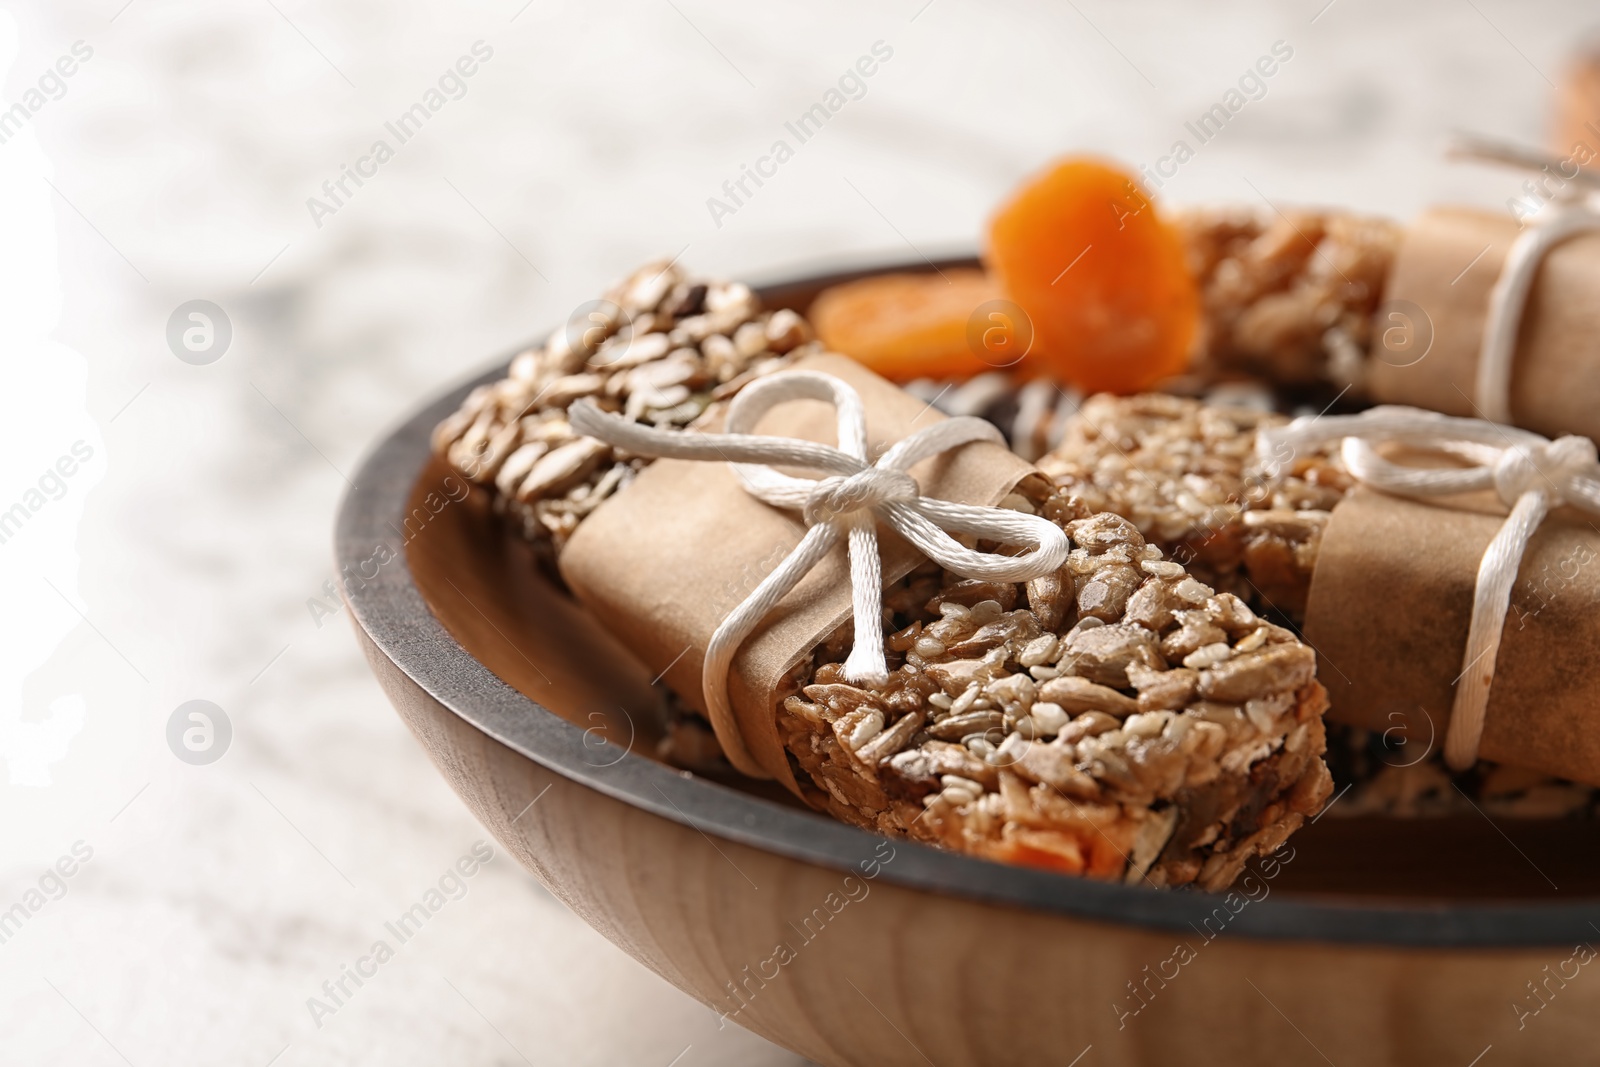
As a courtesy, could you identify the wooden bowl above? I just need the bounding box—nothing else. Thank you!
[337,259,1600,1066]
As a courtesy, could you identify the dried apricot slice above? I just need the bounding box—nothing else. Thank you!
[809,268,1003,381]
[987,157,1200,393]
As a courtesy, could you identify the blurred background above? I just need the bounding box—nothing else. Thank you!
[0,1,1593,1063]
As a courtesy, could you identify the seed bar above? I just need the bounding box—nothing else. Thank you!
[774,477,1332,892]
[1177,205,1400,391]
[430,260,817,562]
[1039,392,1600,821]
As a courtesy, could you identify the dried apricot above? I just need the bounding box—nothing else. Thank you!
[992,834,1086,876]
[809,268,1004,381]
[987,157,1200,393]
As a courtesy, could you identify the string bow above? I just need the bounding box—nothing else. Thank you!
[571,369,1070,777]
[1258,405,1600,770]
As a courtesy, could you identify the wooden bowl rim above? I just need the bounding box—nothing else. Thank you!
[336,254,1600,948]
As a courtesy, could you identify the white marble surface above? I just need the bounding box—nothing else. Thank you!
[0,1,1591,1063]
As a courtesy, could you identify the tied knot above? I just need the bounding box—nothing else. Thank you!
[566,368,1070,780]
[803,467,918,526]
[1493,435,1597,508]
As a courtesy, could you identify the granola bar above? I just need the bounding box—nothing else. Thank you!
[1037,393,1350,620]
[775,478,1332,892]
[430,260,817,561]
[1039,393,1600,821]
[1177,205,1401,390]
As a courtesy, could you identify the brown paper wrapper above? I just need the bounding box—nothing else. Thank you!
[1555,56,1600,167]
[1372,205,1600,443]
[559,352,1036,790]
[1304,485,1600,786]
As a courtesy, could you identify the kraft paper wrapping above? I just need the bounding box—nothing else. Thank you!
[559,352,1036,790]
[1305,486,1600,785]
[1371,205,1600,443]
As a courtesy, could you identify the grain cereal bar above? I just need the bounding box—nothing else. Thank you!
[774,476,1332,891]
[1038,392,1600,821]
[431,260,818,562]
[1037,392,1349,620]
[1177,205,1400,391]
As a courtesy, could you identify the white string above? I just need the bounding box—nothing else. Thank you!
[1259,406,1600,770]
[1475,194,1600,423]
[570,370,1071,779]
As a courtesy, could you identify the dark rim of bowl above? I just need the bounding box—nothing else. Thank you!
[336,255,1600,949]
